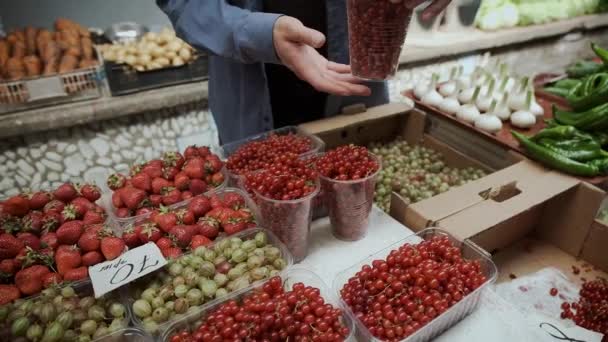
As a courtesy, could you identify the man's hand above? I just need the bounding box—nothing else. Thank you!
[393,0,453,21]
[273,16,371,97]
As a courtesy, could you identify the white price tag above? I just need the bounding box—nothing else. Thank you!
[89,243,167,298]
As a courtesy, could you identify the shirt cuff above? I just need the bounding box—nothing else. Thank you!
[236,12,283,64]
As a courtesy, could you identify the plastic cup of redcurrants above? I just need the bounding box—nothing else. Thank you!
[346,0,413,80]
[316,146,381,241]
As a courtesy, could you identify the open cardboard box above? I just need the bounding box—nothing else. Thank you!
[395,159,608,280]
[299,103,521,178]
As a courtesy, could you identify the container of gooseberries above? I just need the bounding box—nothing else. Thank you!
[333,228,497,342]
[128,227,293,337]
[161,267,355,342]
[317,148,381,241]
[0,279,131,342]
[93,327,152,341]
[221,126,325,187]
[346,0,414,80]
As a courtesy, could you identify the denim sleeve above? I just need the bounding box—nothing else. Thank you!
[157,0,281,64]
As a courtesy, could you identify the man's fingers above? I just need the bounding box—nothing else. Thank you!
[286,20,326,48]
[421,0,451,20]
[327,70,363,84]
[327,61,351,74]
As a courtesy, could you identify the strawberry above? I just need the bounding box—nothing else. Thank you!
[55,245,81,275]
[64,266,88,281]
[184,145,200,159]
[54,183,78,202]
[175,208,195,225]
[41,272,62,288]
[191,235,212,249]
[149,194,163,206]
[181,191,194,200]
[206,207,235,222]
[0,284,20,305]
[43,199,65,214]
[120,187,146,210]
[209,194,224,208]
[154,210,178,232]
[170,225,195,248]
[78,230,100,252]
[162,151,185,169]
[141,160,163,179]
[22,211,44,233]
[163,166,180,181]
[116,208,131,218]
[198,146,211,157]
[2,195,30,217]
[29,191,53,210]
[162,188,181,206]
[138,223,162,243]
[222,219,246,235]
[107,173,127,190]
[111,190,124,208]
[42,212,61,231]
[223,193,245,210]
[83,208,105,225]
[204,155,223,174]
[100,236,125,260]
[196,217,220,239]
[85,223,105,234]
[210,172,225,187]
[155,237,173,251]
[183,157,205,179]
[162,247,182,259]
[131,172,152,192]
[56,220,84,244]
[0,233,24,259]
[40,232,58,250]
[189,179,208,195]
[15,265,50,295]
[17,232,41,250]
[121,227,140,248]
[60,204,79,222]
[0,216,21,234]
[133,207,151,217]
[82,251,104,266]
[151,177,172,195]
[79,184,102,202]
[0,259,17,275]
[235,208,254,222]
[174,172,191,191]
[71,197,93,217]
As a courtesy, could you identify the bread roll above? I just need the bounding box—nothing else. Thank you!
[58,54,78,73]
[23,55,42,77]
[25,26,38,55]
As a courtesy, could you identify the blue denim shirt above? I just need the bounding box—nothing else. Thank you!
[157,0,389,143]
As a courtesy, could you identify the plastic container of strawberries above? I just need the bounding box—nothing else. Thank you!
[0,279,132,342]
[127,227,294,338]
[333,228,498,342]
[253,179,320,263]
[347,0,413,80]
[161,267,355,342]
[220,126,325,187]
[102,168,229,234]
[319,153,381,241]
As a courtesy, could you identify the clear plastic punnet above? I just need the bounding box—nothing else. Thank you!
[161,267,355,342]
[220,126,325,187]
[93,327,152,341]
[254,179,320,263]
[333,228,498,342]
[320,153,381,241]
[347,0,413,80]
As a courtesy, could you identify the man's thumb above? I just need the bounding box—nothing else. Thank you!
[287,22,325,48]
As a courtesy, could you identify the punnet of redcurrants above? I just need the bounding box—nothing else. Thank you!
[316,145,379,181]
[226,134,314,175]
[340,235,487,341]
[559,278,608,335]
[244,153,318,201]
[369,138,487,212]
[168,276,350,342]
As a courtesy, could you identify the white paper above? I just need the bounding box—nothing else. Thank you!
[89,243,167,298]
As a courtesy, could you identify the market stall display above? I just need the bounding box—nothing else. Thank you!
[163,269,353,342]
[128,228,291,335]
[0,18,103,113]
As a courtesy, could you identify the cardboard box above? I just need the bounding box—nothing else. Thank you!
[398,158,608,276]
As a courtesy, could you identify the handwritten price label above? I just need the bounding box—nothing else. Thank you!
[89,243,167,298]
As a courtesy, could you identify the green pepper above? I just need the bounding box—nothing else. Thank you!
[589,158,608,174]
[592,43,608,65]
[512,131,599,177]
[554,103,608,130]
[537,139,608,162]
[566,60,604,78]
[554,78,582,90]
[532,126,580,141]
[543,87,571,98]
[566,73,608,111]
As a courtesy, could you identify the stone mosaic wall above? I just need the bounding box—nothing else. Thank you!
[1,30,607,196]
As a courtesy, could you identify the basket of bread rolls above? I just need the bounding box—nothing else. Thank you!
[0,18,103,113]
